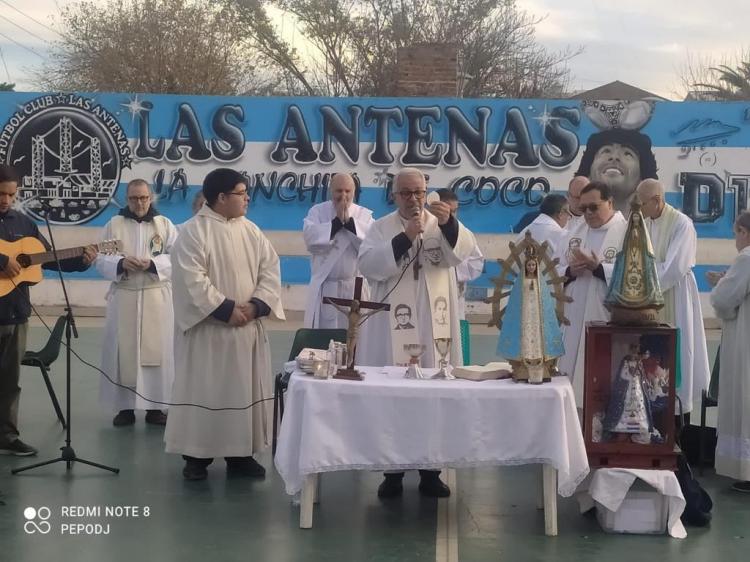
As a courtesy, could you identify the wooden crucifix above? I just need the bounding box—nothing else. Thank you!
[323,276,390,380]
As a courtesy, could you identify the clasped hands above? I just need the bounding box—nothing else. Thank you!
[569,248,600,277]
[229,302,258,327]
[121,255,152,272]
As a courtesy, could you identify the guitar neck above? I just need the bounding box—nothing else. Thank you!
[28,246,84,266]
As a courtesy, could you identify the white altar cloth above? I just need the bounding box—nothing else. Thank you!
[275,367,589,497]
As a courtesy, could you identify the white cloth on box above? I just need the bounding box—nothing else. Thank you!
[274,368,589,496]
[577,468,686,539]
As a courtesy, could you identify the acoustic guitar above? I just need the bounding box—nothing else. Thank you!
[0,237,121,297]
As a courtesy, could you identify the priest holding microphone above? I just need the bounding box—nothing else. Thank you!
[357,168,475,498]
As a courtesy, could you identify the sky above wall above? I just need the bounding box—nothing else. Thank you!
[0,0,747,99]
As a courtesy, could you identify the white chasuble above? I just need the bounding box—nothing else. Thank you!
[303,201,374,328]
[357,210,474,368]
[557,212,628,406]
[711,246,750,481]
[646,204,710,413]
[165,206,284,459]
[97,215,178,411]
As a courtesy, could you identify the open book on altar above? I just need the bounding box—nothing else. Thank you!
[452,362,513,381]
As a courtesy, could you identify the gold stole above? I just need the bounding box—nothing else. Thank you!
[650,204,680,324]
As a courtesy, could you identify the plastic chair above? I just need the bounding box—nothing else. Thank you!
[272,328,347,455]
[21,316,67,428]
[699,345,720,475]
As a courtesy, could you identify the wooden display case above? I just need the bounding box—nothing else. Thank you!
[583,322,678,470]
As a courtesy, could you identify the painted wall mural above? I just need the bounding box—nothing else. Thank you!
[1,91,748,299]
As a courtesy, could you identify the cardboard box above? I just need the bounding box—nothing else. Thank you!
[595,481,669,534]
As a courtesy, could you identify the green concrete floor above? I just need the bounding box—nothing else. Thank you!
[0,325,745,562]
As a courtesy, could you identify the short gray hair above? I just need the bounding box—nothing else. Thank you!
[736,211,750,232]
[394,168,426,191]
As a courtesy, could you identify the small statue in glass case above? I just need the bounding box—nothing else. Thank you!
[602,344,664,444]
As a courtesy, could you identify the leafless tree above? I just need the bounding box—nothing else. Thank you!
[232,0,580,97]
[37,0,280,95]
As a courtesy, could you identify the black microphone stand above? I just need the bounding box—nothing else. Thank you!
[13,204,119,475]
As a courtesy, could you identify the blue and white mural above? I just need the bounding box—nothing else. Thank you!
[1,92,747,314]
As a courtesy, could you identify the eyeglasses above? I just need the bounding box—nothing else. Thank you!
[396,190,426,200]
[581,203,604,214]
[128,196,150,202]
[396,311,410,317]
[226,190,248,198]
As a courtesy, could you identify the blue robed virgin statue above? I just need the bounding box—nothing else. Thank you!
[494,236,568,383]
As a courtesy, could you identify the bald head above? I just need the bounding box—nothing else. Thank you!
[636,179,665,219]
[567,175,588,215]
[330,173,356,214]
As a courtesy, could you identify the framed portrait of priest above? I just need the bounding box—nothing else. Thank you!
[583,322,678,470]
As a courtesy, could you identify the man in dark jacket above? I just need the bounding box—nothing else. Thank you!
[0,165,96,456]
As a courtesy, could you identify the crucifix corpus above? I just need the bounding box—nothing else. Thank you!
[323,276,390,380]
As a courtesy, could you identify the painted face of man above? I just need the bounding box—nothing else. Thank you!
[590,143,641,203]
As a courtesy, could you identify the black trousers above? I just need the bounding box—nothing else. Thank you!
[0,322,28,446]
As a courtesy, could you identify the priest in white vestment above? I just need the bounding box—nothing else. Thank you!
[303,173,374,328]
[557,182,628,406]
[637,179,710,414]
[516,193,571,257]
[97,179,177,427]
[710,211,750,492]
[165,168,284,481]
[358,169,475,499]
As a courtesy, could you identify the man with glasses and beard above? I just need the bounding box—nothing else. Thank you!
[556,181,628,407]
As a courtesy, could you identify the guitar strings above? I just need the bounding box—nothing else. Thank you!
[6,275,273,412]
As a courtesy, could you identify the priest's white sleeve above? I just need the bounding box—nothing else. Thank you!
[358,224,403,282]
[171,225,228,332]
[303,213,333,254]
[711,254,750,321]
[149,219,178,282]
[248,224,285,321]
[656,218,696,292]
[456,240,484,283]
[95,221,123,282]
[439,220,475,266]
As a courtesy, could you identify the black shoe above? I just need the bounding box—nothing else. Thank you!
[0,439,38,457]
[377,473,404,498]
[418,471,451,498]
[226,457,266,478]
[731,481,750,493]
[113,410,135,426]
[145,410,168,425]
[182,461,209,481]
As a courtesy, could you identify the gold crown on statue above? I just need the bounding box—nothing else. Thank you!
[524,244,538,261]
